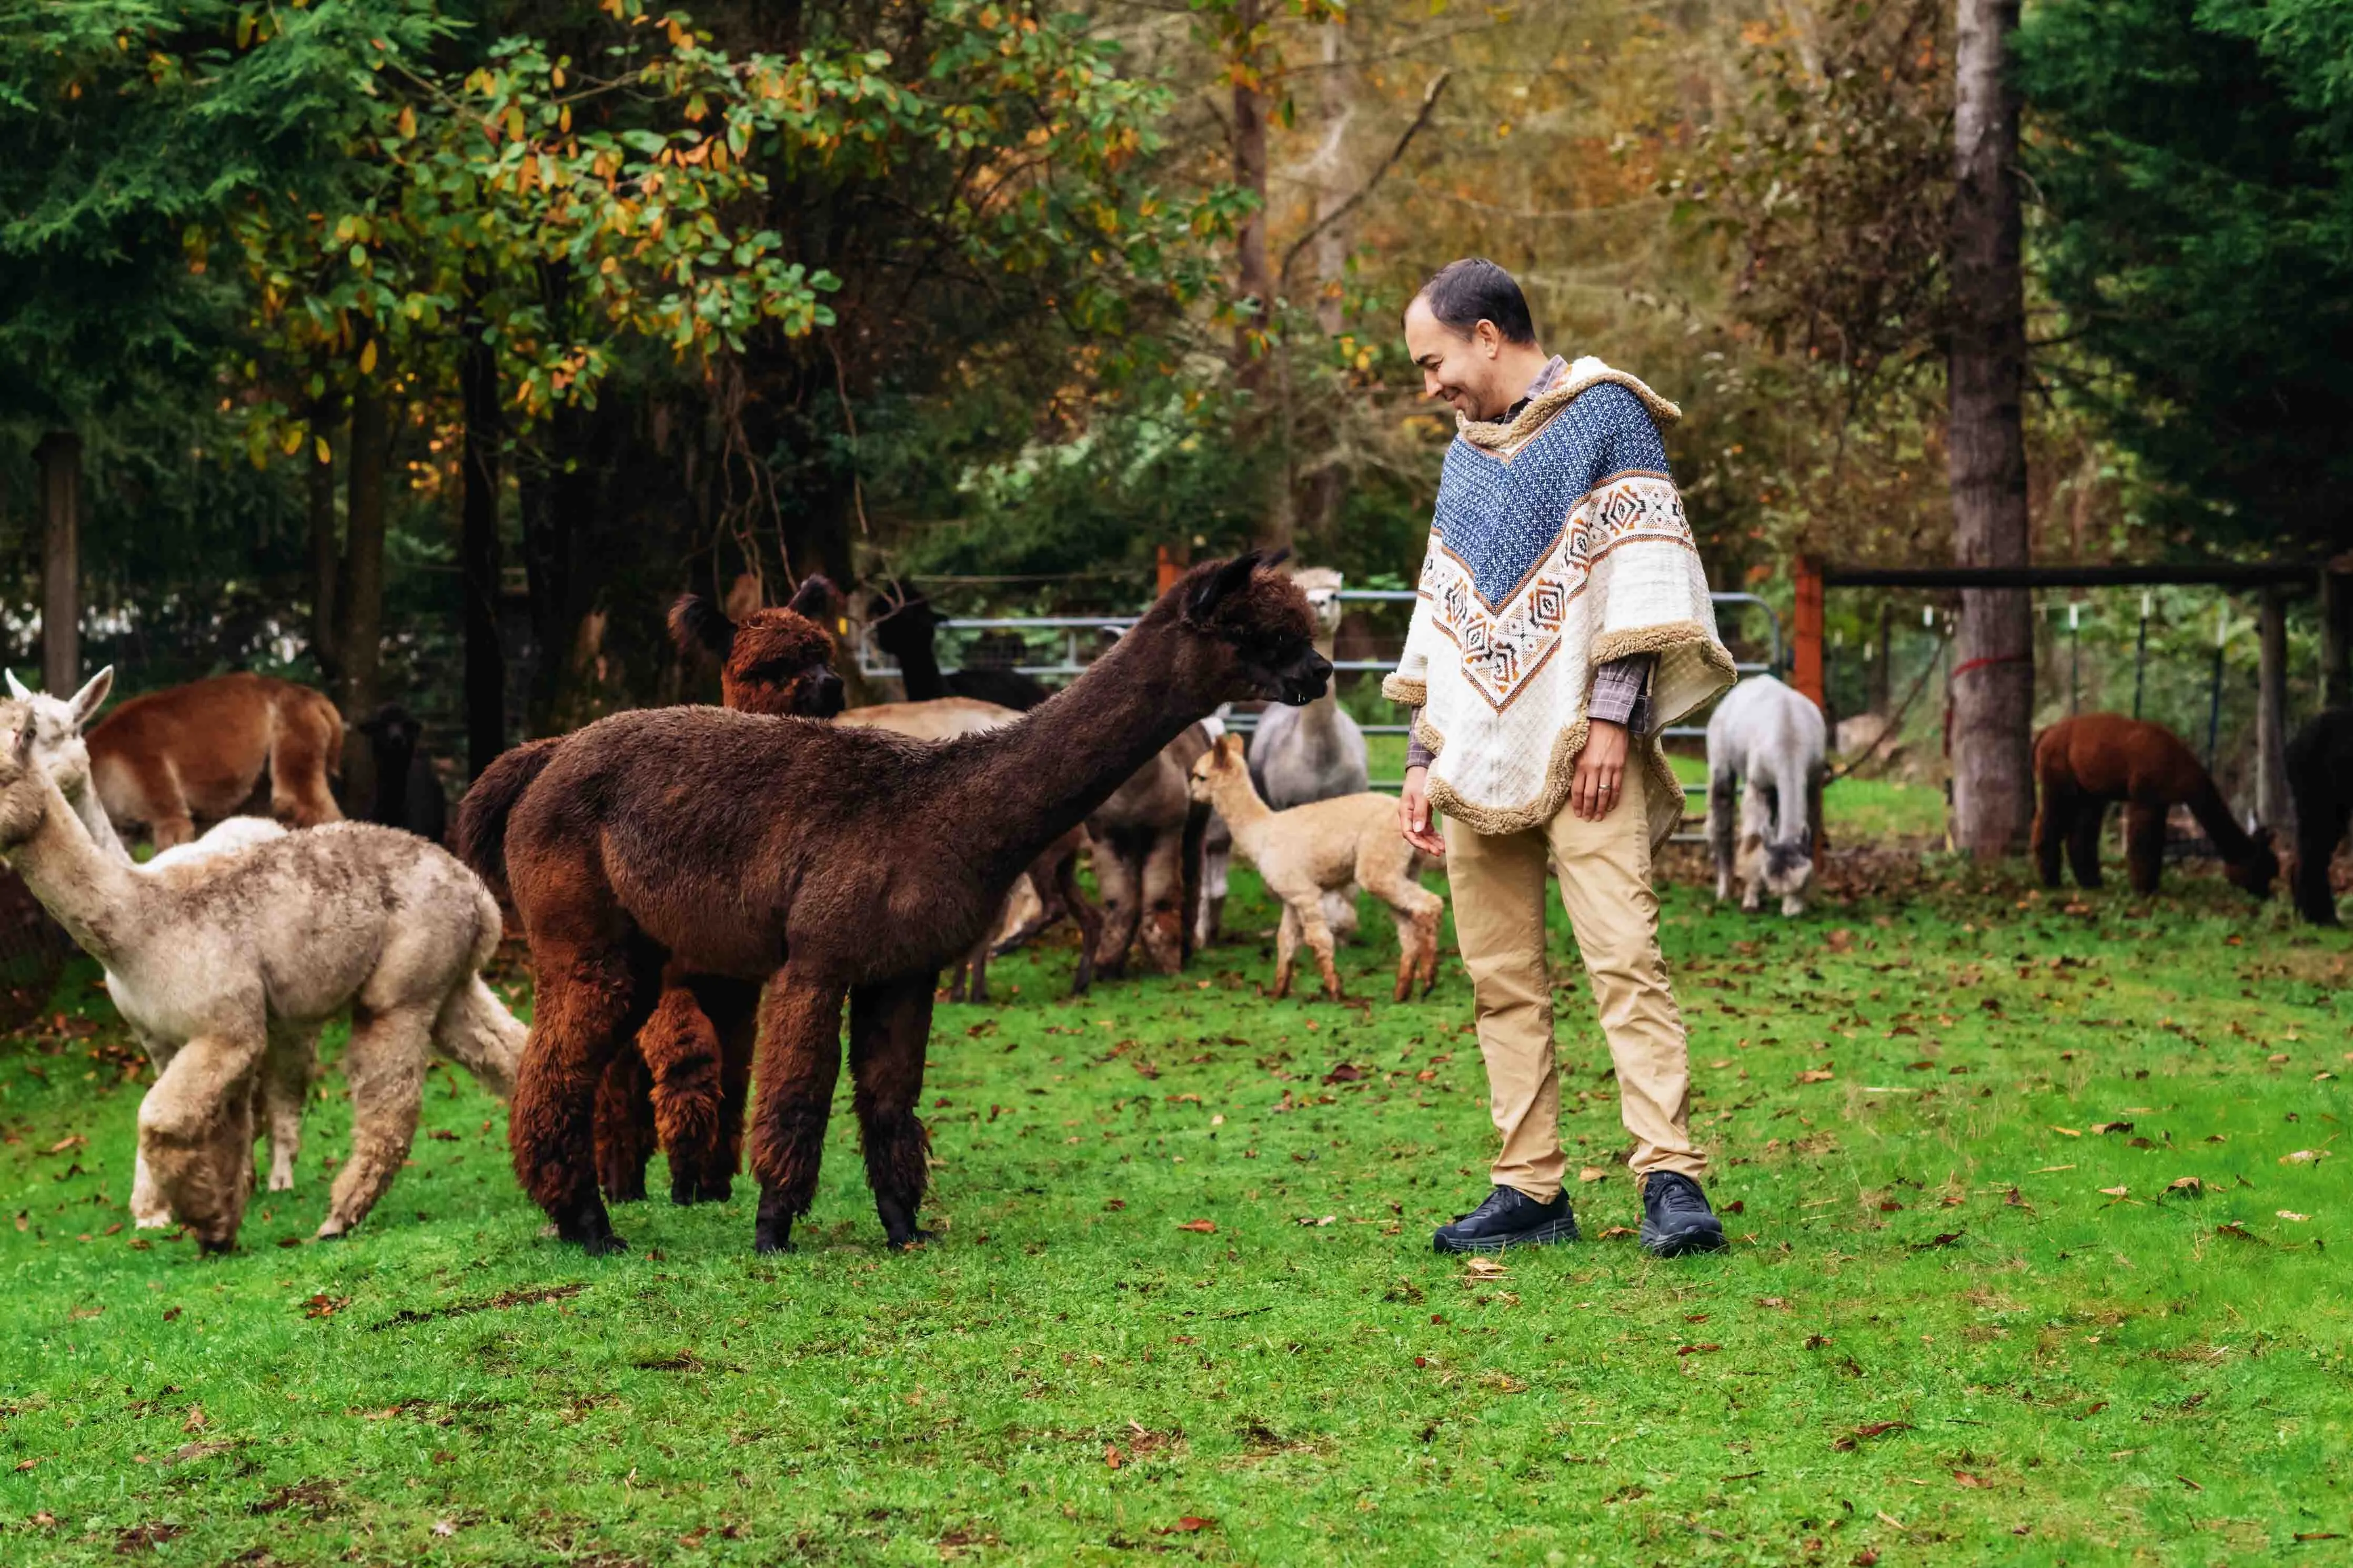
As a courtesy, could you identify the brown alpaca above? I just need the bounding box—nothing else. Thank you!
[589,579,846,1206]
[458,552,1326,1255]
[1090,725,1216,977]
[87,673,344,848]
[2033,714,2279,899]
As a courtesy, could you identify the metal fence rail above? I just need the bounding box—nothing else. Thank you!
[860,589,1785,823]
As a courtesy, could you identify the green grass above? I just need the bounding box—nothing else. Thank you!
[2,851,2349,1565]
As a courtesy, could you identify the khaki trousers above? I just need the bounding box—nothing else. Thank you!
[1442,761,1703,1199]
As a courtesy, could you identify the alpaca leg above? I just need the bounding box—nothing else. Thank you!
[262,1023,317,1192]
[129,1030,180,1228]
[2123,801,2167,896]
[1057,849,1101,997]
[2032,789,2069,887]
[508,943,660,1254]
[2066,799,2106,890]
[428,976,525,1100]
[138,1029,266,1251]
[634,986,720,1204]
[2294,810,2348,925]
[1091,835,1142,978]
[1707,767,1738,902]
[318,1004,435,1239]
[705,979,760,1199]
[1299,904,1343,1002]
[992,863,1066,955]
[748,973,848,1255]
[849,973,939,1249]
[268,715,344,828]
[1272,904,1302,999]
[964,921,992,1005]
[1137,829,1188,974]
[1322,887,1361,945]
[592,1045,656,1204]
[1364,851,1446,1002]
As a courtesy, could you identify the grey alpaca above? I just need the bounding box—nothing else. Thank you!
[1704,674,1827,916]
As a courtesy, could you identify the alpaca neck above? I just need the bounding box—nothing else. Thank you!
[1203,771,1275,854]
[945,608,1221,884]
[61,773,132,867]
[7,781,142,965]
[2184,775,2258,864]
[892,632,948,702]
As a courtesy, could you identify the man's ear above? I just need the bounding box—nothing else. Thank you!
[69,666,114,727]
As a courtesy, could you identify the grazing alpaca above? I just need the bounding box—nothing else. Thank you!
[591,580,846,1206]
[869,585,1051,712]
[458,551,1325,1255]
[2033,713,2279,898]
[1188,735,1439,1002]
[84,672,344,848]
[1090,724,1216,978]
[2286,707,2353,924]
[0,700,524,1249]
[355,703,448,844]
[1243,566,1370,943]
[1705,675,1827,916]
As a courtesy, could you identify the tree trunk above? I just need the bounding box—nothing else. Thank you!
[1946,0,2034,859]
[2256,586,2291,834]
[34,431,80,695]
[2321,558,2352,710]
[339,370,390,808]
[307,390,342,689]
[1231,0,1272,395]
[460,322,506,777]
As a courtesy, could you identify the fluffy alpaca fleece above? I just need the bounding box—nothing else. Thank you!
[2033,714,2278,899]
[1704,675,1827,916]
[83,671,345,848]
[1188,734,1440,1003]
[459,551,1328,1257]
[0,700,524,1250]
[1243,566,1370,943]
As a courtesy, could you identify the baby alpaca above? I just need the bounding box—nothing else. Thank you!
[0,699,525,1250]
[1188,734,1440,1003]
[1705,675,1826,916]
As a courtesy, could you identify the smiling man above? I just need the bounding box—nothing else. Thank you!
[1388,258,1737,1257]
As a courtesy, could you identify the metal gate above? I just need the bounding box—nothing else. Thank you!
[858,590,1783,822]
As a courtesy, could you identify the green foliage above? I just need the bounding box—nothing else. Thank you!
[2,859,2348,1561]
[2019,0,2353,549]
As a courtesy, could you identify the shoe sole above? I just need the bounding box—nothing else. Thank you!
[1432,1215,1581,1254]
[1641,1222,1727,1258]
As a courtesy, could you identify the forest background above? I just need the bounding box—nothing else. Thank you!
[3,0,2349,820]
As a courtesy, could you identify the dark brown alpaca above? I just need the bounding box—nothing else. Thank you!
[586,577,846,1206]
[2033,714,2278,899]
[459,552,1326,1255]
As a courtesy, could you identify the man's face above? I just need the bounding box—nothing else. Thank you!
[1404,297,1513,421]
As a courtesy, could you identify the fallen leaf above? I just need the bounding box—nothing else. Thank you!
[433,1518,458,1536]
[1910,1231,1965,1251]
[2175,1475,2203,1493]
[1852,1551,1881,1566]
[1161,1516,1214,1534]
[1597,1226,1637,1240]
[2280,1149,2329,1165]
[13,1458,37,1471]
[1462,1257,1509,1278]
[2215,1222,2265,1243]
[1795,1068,1835,1085]
[2051,1126,2083,1138]
[1104,1444,1123,1469]
[1577,1166,1607,1183]
[2090,1121,2134,1135]
[2165,1177,2204,1197]
[1953,1470,1990,1488]
[1175,1220,1217,1234]
[2276,1210,2310,1223]
[1103,1199,1125,1211]
[1855,1421,1913,1440]
[43,1135,84,1155]
[1675,1343,1722,1356]
[2099,1186,2129,1198]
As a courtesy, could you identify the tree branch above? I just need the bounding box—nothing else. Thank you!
[1276,69,1451,291]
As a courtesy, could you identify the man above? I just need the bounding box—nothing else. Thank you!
[1387,258,1736,1258]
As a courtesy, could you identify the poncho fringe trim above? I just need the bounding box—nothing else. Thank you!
[1455,366,1683,452]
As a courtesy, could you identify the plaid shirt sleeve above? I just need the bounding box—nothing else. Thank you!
[1587,654,1655,733]
[1406,719,1434,772]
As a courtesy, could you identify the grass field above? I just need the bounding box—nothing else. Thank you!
[2,834,2348,1565]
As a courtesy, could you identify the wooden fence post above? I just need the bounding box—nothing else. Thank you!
[1792,555,1825,710]
[35,431,81,695]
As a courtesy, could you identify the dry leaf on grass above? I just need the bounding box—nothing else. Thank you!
[2165,1177,2204,1197]
[2051,1126,2083,1138]
[2098,1186,2129,1198]
[1175,1220,1216,1234]
[1462,1257,1509,1279]
[2280,1149,2329,1165]
[1953,1470,1990,1488]
[1597,1226,1638,1240]
[1578,1167,1607,1183]
[2276,1210,2310,1222]
[1795,1069,1836,1084]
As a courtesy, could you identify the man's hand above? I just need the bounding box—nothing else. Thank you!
[1400,766,1446,857]
[1571,720,1631,821]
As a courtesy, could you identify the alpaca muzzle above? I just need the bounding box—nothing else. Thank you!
[1276,652,1334,706]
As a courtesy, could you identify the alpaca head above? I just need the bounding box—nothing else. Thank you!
[1289,566,1346,644]
[356,702,422,765]
[0,700,54,849]
[867,584,941,661]
[1160,551,1330,708]
[1759,833,1815,900]
[670,575,846,719]
[1188,732,1253,807]
[3,666,113,802]
[2229,826,2280,900]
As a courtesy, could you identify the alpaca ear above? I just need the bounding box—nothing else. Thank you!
[1185,551,1268,625]
[68,666,113,727]
[670,593,737,660]
[785,574,834,619]
[3,671,29,702]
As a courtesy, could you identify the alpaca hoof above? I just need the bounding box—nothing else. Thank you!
[267,1172,295,1193]
[555,1200,625,1255]
[196,1236,236,1257]
[888,1229,938,1252]
[315,1219,348,1241]
[575,1229,630,1258]
[132,1212,172,1231]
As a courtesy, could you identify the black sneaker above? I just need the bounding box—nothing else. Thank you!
[1432,1186,1578,1254]
[1640,1171,1727,1257]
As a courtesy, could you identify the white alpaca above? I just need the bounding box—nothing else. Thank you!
[0,694,525,1249]
[1704,674,1827,916]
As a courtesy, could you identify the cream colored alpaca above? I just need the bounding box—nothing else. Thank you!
[1188,734,1441,1003]
[0,698,525,1250]
[9,669,302,1222]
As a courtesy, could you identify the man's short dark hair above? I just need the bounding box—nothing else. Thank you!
[1414,258,1537,345]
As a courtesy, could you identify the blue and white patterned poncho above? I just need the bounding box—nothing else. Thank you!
[1384,358,1735,845]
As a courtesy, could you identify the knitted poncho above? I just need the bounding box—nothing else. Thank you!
[1383,358,1735,848]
